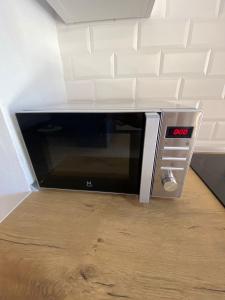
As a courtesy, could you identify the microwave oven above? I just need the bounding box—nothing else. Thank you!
[16,102,202,203]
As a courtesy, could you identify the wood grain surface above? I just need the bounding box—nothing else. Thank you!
[0,170,225,300]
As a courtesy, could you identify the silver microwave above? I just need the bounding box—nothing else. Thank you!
[16,102,202,203]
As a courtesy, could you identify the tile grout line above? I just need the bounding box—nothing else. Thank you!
[222,84,225,99]
[133,78,138,105]
[184,19,192,48]
[164,0,168,18]
[216,0,223,17]
[158,50,163,76]
[136,22,141,51]
[210,121,217,140]
[204,49,212,76]
[111,53,116,79]
[88,25,94,54]
[176,77,183,100]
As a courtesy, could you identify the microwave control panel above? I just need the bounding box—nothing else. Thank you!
[151,110,203,198]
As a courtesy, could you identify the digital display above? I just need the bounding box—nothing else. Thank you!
[166,126,193,138]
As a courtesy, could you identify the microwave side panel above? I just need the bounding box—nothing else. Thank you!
[151,110,202,198]
[15,113,41,190]
[139,112,160,203]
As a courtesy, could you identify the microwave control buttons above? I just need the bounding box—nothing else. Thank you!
[162,156,187,161]
[161,166,184,171]
[163,146,190,151]
[162,170,178,192]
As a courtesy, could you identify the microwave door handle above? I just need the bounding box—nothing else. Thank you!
[139,113,160,203]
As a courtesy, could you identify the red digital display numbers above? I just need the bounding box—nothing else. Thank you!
[166,127,193,138]
[173,128,189,136]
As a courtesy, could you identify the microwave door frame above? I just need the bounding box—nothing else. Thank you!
[139,113,160,203]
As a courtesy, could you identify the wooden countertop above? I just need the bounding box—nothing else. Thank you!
[0,170,225,300]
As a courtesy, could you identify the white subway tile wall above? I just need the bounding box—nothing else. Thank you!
[201,100,225,119]
[221,0,225,17]
[116,52,160,76]
[190,21,225,48]
[162,51,208,75]
[92,23,137,51]
[140,20,188,48]
[166,0,220,18]
[208,51,225,75]
[182,79,225,99]
[214,122,225,139]
[95,79,135,101]
[197,121,216,140]
[58,25,90,54]
[72,53,112,78]
[136,78,179,99]
[66,81,95,100]
[57,0,225,151]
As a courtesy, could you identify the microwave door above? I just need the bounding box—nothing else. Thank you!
[139,113,160,203]
[16,112,146,195]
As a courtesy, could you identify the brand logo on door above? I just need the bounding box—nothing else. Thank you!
[86,180,93,188]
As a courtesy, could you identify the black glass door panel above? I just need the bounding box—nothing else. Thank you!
[16,113,145,194]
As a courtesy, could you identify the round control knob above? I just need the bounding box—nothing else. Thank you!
[162,170,178,192]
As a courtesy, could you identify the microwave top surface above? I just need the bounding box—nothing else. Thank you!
[17,100,200,113]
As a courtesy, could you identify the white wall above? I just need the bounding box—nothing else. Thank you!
[0,0,66,111]
[0,109,31,222]
[0,111,29,194]
[0,0,66,214]
[57,0,225,151]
